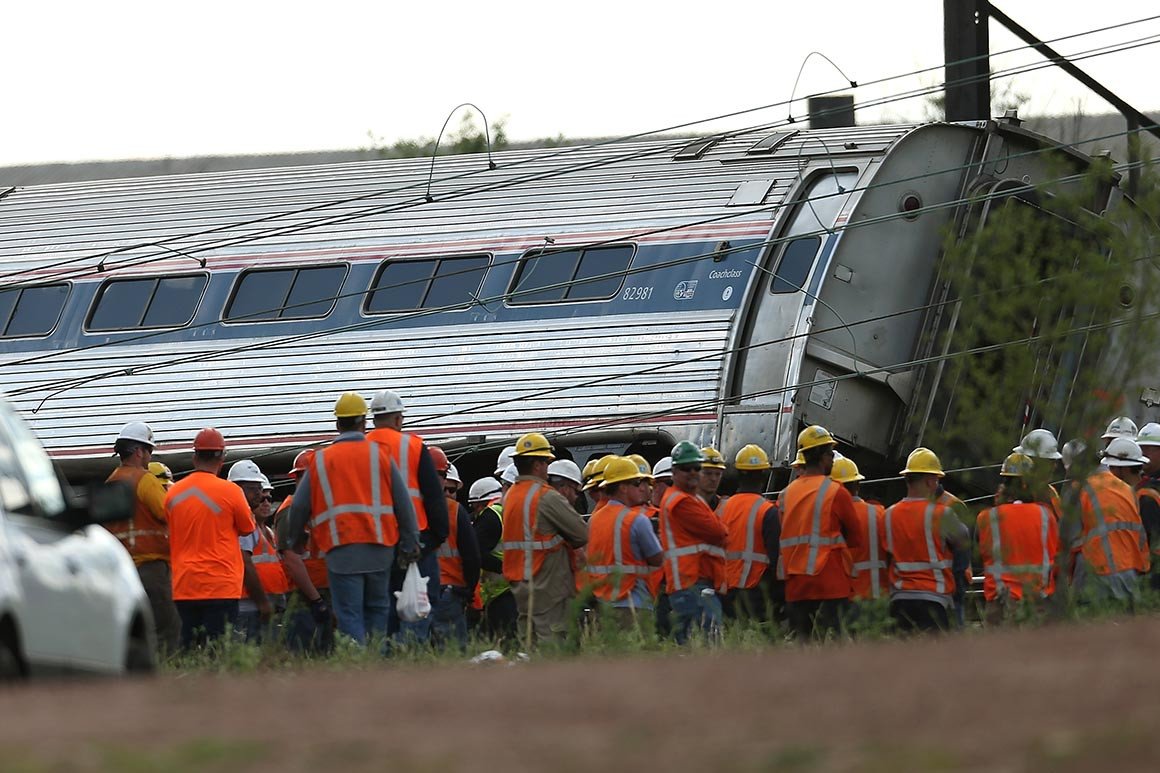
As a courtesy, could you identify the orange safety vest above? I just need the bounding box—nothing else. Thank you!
[850,498,887,600]
[437,498,466,587]
[883,499,956,595]
[586,504,655,603]
[1075,471,1149,576]
[366,427,428,531]
[252,526,292,595]
[977,503,1057,601]
[658,487,726,592]
[275,495,329,590]
[1137,485,1160,562]
[779,475,846,577]
[501,480,564,582]
[105,465,169,559]
[308,441,399,554]
[721,493,774,590]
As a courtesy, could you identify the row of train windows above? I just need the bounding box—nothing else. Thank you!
[0,245,637,337]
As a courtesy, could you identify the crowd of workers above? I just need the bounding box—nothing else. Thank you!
[101,390,1160,656]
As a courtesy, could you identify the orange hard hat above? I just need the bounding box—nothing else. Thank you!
[291,449,315,475]
[193,427,225,452]
[428,446,450,473]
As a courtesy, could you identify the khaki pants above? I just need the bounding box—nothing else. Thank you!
[137,560,181,657]
[512,583,570,645]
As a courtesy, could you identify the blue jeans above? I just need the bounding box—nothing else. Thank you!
[667,581,723,645]
[328,568,392,644]
[431,586,469,651]
[284,595,335,655]
[389,551,441,645]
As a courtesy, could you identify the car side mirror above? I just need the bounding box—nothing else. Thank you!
[83,481,136,525]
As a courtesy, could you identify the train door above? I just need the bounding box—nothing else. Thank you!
[722,171,858,464]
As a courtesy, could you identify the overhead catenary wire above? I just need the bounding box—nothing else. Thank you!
[1,15,1157,291]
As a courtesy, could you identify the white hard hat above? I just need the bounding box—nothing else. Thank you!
[652,456,673,479]
[227,459,266,484]
[370,389,406,415]
[1101,437,1148,467]
[1061,439,1086,470]
[1102,416,1138,441]
[547,459,583,486]
[501,463,518,484]
[494,445,516,477]
[832,450,845,461]
[1013,428,1063,460]
[468,477,502,503]
[447,463,462,485]
[259,474,273,492]
[116,421,155,448]
[1137,422,1160,448]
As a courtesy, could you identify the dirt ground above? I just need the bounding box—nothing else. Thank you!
[2,618,1160,772]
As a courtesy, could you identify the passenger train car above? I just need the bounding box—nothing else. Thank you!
[0,115,1140,481]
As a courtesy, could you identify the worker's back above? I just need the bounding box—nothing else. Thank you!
[166,471,254,601]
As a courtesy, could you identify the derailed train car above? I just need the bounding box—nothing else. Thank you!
[0,115,1139,481]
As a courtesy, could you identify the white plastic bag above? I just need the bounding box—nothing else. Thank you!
[394,562,431,622]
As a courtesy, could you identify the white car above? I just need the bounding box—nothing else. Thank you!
[0,398,155,677]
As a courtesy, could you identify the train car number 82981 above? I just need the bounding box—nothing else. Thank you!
[622,286,653,301]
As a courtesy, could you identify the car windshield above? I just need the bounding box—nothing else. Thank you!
[0,401,66,518]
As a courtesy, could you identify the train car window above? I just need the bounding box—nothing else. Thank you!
[0,283,70,338]
[770,237,822,293]
[225,265,347,321]
[88,274,208,330]
[365,255,489,313]
[510,245,633,304]
[424,257,490,309]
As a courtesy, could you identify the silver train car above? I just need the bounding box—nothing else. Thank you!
[0,116,1132,481]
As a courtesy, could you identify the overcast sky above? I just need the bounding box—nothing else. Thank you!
[1,0,1156,165]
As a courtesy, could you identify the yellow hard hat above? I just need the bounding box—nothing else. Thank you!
[701,446,727,469]
[999,452,1034,478]
[583,454,616,491]
[797,425,837,451]
[513,432,555,459]
[900,447,945,477]
[148,461,173,482]
[334,392,368,418]
[830,457,864,484]
[735,444,771,471]
[791,450,806,467]
[602,457,649,487]
[625,454,653,479]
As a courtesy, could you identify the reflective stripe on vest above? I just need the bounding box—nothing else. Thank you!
[885,501,951,593]
[313,445,393,548]
[984,505,1051,597]
[587,507,654,577]
[779,478,845,574]
[168,486,221,513]
[501,481,562,581]
[109,526,168,548]
[659,487,724,592]
[1084,482,1146,571]
[853,502,885,599]
[726,497,771,588]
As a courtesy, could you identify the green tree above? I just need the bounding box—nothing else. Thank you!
[365,114,510,160]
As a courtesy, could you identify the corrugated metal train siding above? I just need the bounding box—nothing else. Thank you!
[3,310,733,458]
[0,125,917,275]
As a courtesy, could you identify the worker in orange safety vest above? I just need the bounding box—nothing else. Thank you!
[586,456,664,630]
[105,422,181,656]
[1071,437,1151,603]
[274,449,334,654]
[721,445,780,622]
[976,453,1060,623]
[881,448,971,634]
[279,393,420,644]
[830,456,888,603]
[501,432,589,645]
[779,426,862,639]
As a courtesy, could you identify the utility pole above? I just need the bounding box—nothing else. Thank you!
[943,0,990,121]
